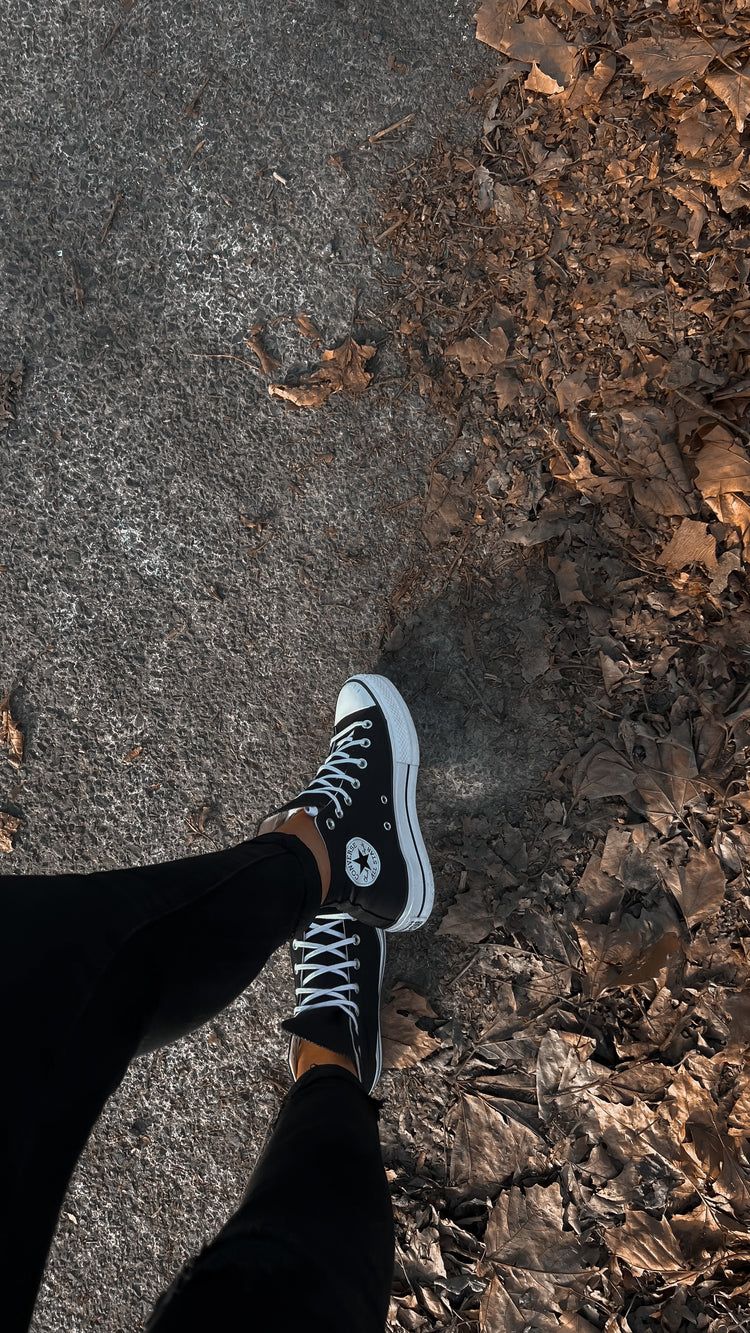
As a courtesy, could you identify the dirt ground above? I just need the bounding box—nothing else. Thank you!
[0,2,552,1328]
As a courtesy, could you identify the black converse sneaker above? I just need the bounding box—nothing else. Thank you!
[259,674,434,933]
[283,912,386,1094]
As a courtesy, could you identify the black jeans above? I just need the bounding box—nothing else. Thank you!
[0,833,395,1332]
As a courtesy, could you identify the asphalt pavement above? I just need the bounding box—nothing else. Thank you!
[0,4,550,1327]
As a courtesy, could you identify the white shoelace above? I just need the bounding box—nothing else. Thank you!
[292,913,361,1025]
[300,718,372,820]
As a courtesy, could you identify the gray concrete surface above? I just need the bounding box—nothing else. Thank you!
[1,3,561,1328]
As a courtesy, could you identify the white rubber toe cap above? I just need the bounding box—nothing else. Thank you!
[335,679,377,724]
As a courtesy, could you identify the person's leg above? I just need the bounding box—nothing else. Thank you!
[4,672,430,1330]
[146,1067,394,1333]
[1,831,322,1332]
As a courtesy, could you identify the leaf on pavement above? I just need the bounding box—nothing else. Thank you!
[0,812,21,853]
[294,312,322,343]
[438,884,494,943]
[449,1092,547,1193]
[422,471,473,547]
[672,844,726,928]
[381,984,440,1070]
[604,1210,687,1277]
[268,337,376,408]
[706,62,750,132]
[619,36,714,95]
[480,13,579,88]
[0,691,24,766]
[245,325,280,376]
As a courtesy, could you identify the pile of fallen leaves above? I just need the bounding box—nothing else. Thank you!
[373,1,750,1329]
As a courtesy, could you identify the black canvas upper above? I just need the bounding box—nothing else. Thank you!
[264,700,410,930]
[283,913,385,1095]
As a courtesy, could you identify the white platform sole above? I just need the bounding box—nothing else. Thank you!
[347,674,435,933]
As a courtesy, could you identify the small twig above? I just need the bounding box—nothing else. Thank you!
[99,191,123,243]
[670,385,750,443]
[364,113,415,146]
[182,74,211,119]
[69,259,85,309]
[243,533,275,559]
[374,216,407,246]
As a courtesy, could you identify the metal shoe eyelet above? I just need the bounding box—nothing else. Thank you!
[384,821,392,831]
[380,795,388,804]
[353,958,360,969]
[344,794,352,806]
[351,778,360,789]
[361,738,371,748]
[336,809,343,819]
[362,720,373,729]
[326,817,335,830]
[354,983,360,993]
[359,759,368,769]
[352,935,360,946]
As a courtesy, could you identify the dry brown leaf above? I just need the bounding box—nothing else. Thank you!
[573,742,636,804]
[536,1030,599,1126]
[422,472,473,548]
[474,0,528,55]
[711,493,750,561]
[480,13,579,87]
[494,369,521,410]
[706,62,750,133]
[555,371,592,413]
[548,554,589,607]
[0,692,24,766]
[619,36,714,96]
[438,885,494,943]
[525,62,563,96]
[0,812,21,853]
[449,1092,547,1193]
[563,50,616,111]
[576,920,682,997]
[447,326,508,378]
[604,1210,687,1277]
[484,1184,599,1314]
[245,327,280,376]
[381,984,440,1070]
[268,337,376,408]
[294,312,322,342]
[672,844,726,928]
[629,720,702,833]
[657,518,717,572]
[694,433,750,499]
[480,1274,527,1333]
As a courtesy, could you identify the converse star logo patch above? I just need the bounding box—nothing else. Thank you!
[345,837,381,888]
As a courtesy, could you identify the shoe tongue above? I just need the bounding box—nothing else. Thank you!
[283,1007,356,1065]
